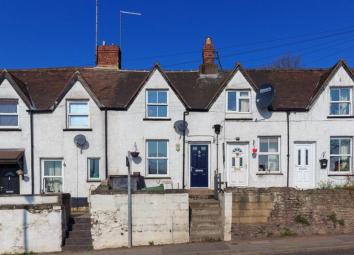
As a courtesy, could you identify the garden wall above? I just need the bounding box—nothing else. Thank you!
[0,194,70,254]
[231,188,354,240]
[90,191,189,249]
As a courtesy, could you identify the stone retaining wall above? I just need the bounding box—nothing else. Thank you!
[231,188,354,240]
[90,192,189,249]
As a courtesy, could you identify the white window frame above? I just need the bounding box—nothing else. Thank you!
[329,137,352,174]
[226,90,251,113]
[329,87,352,116]
[146,139,169,177]
[145,89,169,119]
[41,159,64,193]
[258,136,281,173]
[66,100,90,129]
[87,157,100,181]
[0,99,19,128]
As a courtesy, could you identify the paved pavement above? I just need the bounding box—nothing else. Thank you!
[49,234,354,255]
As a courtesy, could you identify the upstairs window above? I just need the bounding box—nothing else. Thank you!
[146,90,168,118]
[227,90,250,113]
[67,100,89,128]
[330,137,352,173]
[258,137,280,172]
[330,87,352,116]
[0,99,18,127]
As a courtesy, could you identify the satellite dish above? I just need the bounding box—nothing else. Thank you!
[74,134,87,148]
[256,84,275,109]
[174,120,188,134]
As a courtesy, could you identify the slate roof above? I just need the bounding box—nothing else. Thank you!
[0,60,349,112]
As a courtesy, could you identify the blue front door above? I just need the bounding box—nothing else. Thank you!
[190,144,209,188]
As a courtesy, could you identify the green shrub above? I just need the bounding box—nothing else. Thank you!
[280,228,297,237]
[328,213,345,227]
[294,215,310,226]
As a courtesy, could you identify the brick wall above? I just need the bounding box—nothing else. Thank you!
[231,188,354,240]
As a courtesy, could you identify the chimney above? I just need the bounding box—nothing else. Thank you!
[96,43,121,68]
[200,37,218,74]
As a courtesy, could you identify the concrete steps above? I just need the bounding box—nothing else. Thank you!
[189,197,223,242]
[63,212,93,251]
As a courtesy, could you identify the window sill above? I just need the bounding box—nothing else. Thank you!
[63,128,92,131]
[256,172,283,175]
[328,174,354,176]
[87,179,101,183]
[143,118,171,121]
[327,115,354,119]
[144,176,171,179]
[225,118,253,121]
[0,128,22,131]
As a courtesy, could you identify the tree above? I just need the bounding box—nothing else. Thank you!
[269,55,302,69]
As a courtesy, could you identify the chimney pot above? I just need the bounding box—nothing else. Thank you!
[96,44,121,69]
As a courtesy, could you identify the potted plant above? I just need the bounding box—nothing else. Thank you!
[319,152,328,169]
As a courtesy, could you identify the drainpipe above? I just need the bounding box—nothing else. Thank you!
[30,111,34,195]
[286,111,290,187]
[104,109,108,179]
[182,111,189,189]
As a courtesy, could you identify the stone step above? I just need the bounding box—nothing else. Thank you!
[70,224,91,231]
[65,237,92,245]
[191,209,221,216]
[74,217,91,224]
[67,230,92,238]
[189,199,220,208]
[63,244,93,251]
[190,215,222,223]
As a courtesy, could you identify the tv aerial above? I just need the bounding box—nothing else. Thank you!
[256,83,275,110]
[74,134,87,153]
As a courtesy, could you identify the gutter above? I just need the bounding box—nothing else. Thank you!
[105,109,108,179]
[182,111,189,189]
[286,111,290,187]
[30,111,34,194]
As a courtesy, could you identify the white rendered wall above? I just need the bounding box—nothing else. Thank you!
[0,79,32,194]
[289,66,354,187]
[33,81,105,197]
[108,69,186,189]
[90,193,189,249]
[0,206,62,253]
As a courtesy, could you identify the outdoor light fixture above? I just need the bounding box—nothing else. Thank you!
[213,124,222,135]
[16,169,24,180]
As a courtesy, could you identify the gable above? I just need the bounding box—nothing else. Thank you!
[0,75,31,109]
[126,65,188,110]
[327,66,354,87]
[225,69,255,90]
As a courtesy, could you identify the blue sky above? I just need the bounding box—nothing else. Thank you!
[2,0,354,70]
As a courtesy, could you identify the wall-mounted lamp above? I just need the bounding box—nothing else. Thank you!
[16,169,24,180]
[213,124,222,135]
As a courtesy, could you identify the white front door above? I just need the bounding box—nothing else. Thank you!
[294,143,315,189]
[227,143,249,187]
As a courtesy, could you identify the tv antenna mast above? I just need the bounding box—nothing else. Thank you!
[119,10,142,50]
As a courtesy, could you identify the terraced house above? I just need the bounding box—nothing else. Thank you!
[1,38,354,204]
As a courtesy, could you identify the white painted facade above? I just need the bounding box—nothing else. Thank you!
[90,193,189,249]
[2,63,354,198]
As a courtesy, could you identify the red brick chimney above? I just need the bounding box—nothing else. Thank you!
[96,44,121,68]
[200,37,218,74]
